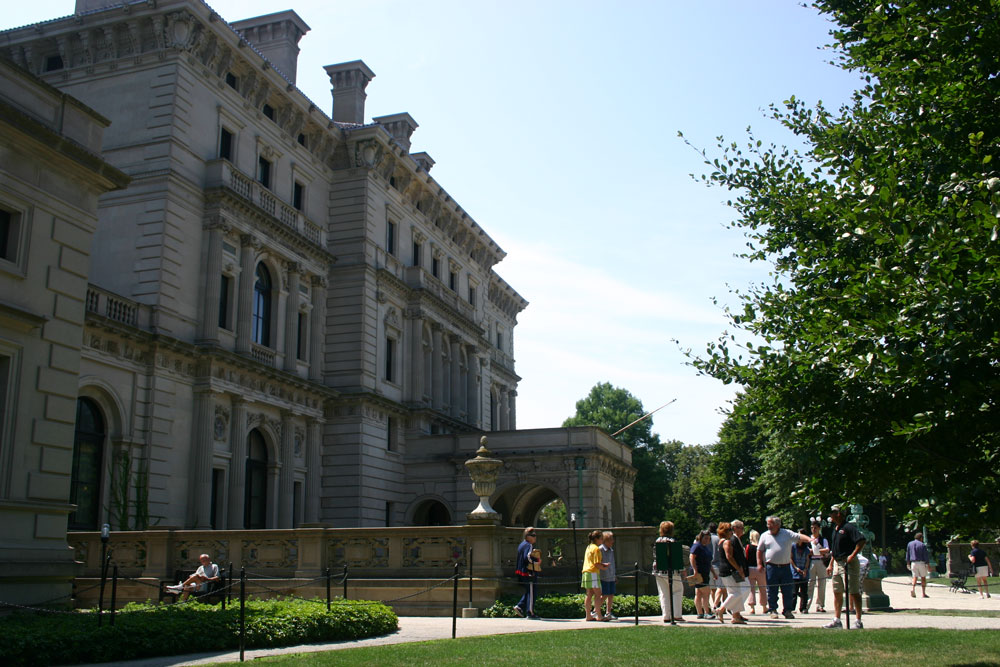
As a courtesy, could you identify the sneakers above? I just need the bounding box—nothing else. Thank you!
[783,611,795,619]
[823,618,842,629]
[513,606,525,617]
[605,613,618,621]
[770,611,779,619]
[165,584,183,593]
[853,620,864,629]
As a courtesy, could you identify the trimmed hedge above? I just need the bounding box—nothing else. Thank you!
[483,593,696,618]
[0,598,397,667]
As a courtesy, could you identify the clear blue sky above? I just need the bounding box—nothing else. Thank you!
[7,1,862,446]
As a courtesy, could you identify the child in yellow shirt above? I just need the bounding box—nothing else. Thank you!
[582,529,609,621]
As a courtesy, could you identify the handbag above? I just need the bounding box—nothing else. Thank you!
[685,571,703,585]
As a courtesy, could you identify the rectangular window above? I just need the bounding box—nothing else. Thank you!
[0,209,10,261]
[225,72,239,90]
[386,221,396,256]
[385,337,395,382]
[387,417,396,451]
[45,55,64,72]
[258,156,271,189]
[297,312,306,360]
[385,501,393,527]
[210,469,225,529]
[432,257,439,278]
[293,181,304,211]
[449,271,457,291]
[293,481,302,528]
[219,128,233,161]
[0,354,10,457]
[412,242,421,267]
[468,285,476,307]
[262,103,275,120]
[497,330,503,350]
[218,274,231,329]
[297,133,306,147]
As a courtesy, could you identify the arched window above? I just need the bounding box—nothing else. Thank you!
[244,429,268,529]
[69,398,105,530]
[252,263,272,346]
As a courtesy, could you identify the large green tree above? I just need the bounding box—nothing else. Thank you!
[689,1,1000,531]
[562,382,675,525]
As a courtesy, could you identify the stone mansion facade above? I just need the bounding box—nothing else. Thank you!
[1,0,530,536]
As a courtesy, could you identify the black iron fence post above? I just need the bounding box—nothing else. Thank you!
[452,562,458,639]
[98,551,110,627]
[634,561,639,626]
[227,562,233,605]
[343,564,348,600]
[221,569,227,611]
[239,567,246,663]
[110,565,118,626]
[326,567,331,611]
[468,547,473,608]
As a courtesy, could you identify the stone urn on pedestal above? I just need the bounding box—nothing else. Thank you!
[464,436,503,524]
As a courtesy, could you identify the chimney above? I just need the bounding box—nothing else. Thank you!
[411,152,435,173]
[231,11,310,84]
[324,61,375,125]
[373,113,419,153]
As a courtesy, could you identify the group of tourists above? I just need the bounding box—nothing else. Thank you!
[650,504,867,628]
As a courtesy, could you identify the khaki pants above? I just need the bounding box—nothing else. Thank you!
[807,559,827,609]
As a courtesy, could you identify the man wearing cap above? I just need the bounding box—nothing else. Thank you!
[757,516,811,620]
[514,526,540,618]
[824,504,866,629]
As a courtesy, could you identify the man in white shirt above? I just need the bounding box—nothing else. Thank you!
[167,553,220,600]
[757,516,811,619]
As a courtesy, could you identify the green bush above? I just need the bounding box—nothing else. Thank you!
[482,593,695,618]
[0,598,397,667]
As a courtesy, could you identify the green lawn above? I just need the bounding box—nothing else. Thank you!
[869,608,1000,618]
[248,627,1000,666]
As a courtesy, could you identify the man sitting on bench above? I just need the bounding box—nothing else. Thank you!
[166,554,220,600]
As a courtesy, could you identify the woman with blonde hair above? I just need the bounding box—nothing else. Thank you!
[745,529,767,614]
[715,522,750,624]
[690,530,714,618]
[652,520,685,622]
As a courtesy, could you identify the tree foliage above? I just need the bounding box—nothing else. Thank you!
[688,0,1000,532]
[562,382,674,525]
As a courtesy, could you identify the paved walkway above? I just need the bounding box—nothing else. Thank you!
[78,575,999,667]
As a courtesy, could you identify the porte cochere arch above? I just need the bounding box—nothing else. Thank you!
[402,426,636,528]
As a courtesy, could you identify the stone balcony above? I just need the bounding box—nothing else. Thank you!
[205,159,325,249]
[85,285,151,330]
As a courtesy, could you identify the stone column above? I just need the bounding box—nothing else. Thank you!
[409,315,424,404]
[304,417,322,524]
[187,388,215,528]
[235,235,258,354]
[309,275,326,382]
[509,390,517,430]
[200,221,227,342]
[283,263,300,371]
[466,348,479,426]
[431,324,443,410]
[227,398,249,529]
[450,338,462,418]
[278,411,295,528]
[500,389,510,430]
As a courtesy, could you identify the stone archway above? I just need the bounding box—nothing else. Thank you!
[492,483,563,527]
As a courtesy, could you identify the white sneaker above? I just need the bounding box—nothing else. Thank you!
[605,613,618,621]
[166,584,183,593]
[823,618,842,629]
[852,619,864,629]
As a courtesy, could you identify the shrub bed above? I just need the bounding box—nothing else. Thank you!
[0,598,397,667]
[483,593,696,618]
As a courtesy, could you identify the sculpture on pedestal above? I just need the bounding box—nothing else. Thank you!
[464,436,502,522]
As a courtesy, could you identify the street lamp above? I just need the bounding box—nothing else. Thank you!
[98,523,110,626]
[570,513,578,576]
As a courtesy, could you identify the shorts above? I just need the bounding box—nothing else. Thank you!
[910,561,929,578]
[601,580,616,595]
[831,558,861,595]
[581,571,600,590]
[976,565,990,578]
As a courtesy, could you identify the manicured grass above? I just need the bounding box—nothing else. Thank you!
[249,627,1000,666]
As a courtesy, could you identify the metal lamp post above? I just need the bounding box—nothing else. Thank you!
[97,523,110,626]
